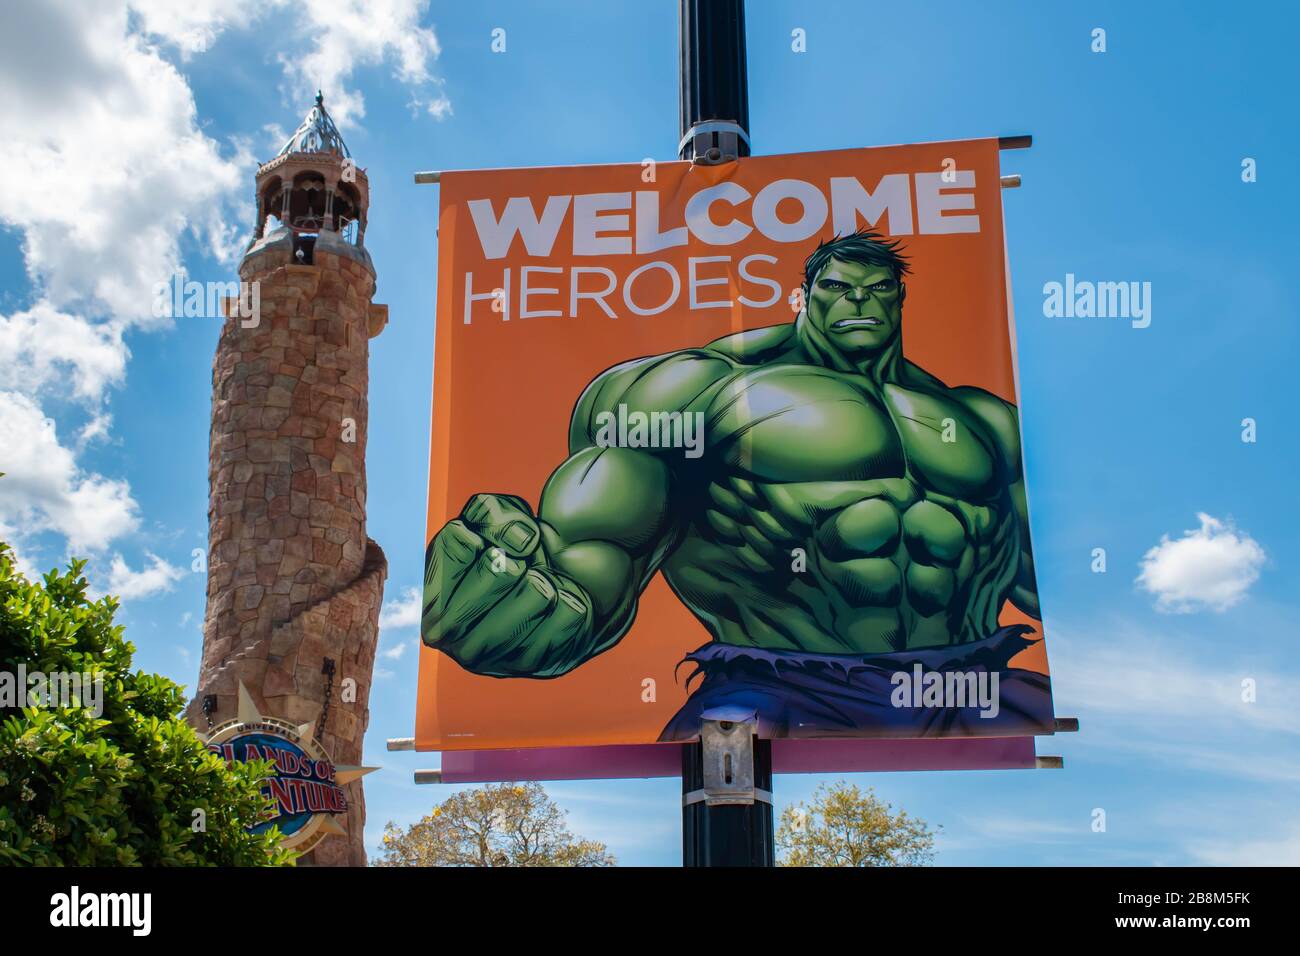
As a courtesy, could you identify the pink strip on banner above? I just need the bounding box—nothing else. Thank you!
[437,736,1038,784]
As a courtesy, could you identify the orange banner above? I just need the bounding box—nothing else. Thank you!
[417,139,1053,751]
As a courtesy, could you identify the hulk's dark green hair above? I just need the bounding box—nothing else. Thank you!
[802,229,911,294]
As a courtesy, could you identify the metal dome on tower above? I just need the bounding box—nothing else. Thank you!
[276,91,351,158]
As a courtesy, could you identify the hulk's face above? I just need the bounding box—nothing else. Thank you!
[806,258,905,354]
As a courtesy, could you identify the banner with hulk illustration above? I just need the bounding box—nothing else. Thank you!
[417,139,1055,751]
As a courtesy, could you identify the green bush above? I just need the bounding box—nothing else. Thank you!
[0,541,293,866]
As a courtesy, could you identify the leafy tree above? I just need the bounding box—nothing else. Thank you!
[376,781,615,867]
[777,781,937,867]
[0,541,293,865]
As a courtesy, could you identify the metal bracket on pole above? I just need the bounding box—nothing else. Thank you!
[682,713,763,806]
[679,120,750,165]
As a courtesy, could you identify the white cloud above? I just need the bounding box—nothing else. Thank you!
[127,0,270,53]
[0,391,138,552]
[962,816,1080,844]
[544,783,680,852]
[376,588,418,669]
[381,641,411,661]
[279,0,446,127]
[76,410,114,450]
[1191,826,1300,866]
[1136,513,1266,613]
[263,122,290,152]
[1050,626,1295,736]
[105,551,185,600]
[0,304,129,402]
[1101,736,1300,786]
[1046,619,1300,791]
[0,521,43,580]
[129,0,450,129]
[0,1,249,329]
[423,88,453,120]
[379,585,421,630]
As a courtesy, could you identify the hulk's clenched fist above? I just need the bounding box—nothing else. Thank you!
[423,493,595,678]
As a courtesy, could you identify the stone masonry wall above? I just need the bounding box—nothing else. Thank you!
[186,244,387,866]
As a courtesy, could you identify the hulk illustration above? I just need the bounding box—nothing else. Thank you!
[423,230,1052,740]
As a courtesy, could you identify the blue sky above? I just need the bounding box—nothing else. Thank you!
[1,0,1296,866]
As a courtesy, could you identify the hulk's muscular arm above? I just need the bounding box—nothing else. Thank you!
[421,350,732,678]
[956,386,1041,620]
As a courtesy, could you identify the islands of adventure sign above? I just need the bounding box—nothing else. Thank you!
[417,139,1055,753]
[206,687,373,852]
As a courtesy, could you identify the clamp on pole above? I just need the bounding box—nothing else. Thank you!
[679,120,750,165]
[682,710,763,806]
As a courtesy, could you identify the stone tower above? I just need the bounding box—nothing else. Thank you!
[187,95,388,866]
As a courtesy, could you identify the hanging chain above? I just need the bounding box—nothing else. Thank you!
[316,658,336,739]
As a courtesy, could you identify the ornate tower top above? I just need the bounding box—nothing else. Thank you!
[276,91,351,158]
[245,93,371,273]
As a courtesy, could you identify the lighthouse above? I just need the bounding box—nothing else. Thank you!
[187,94,388,866]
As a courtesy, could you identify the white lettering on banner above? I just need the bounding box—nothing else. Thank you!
[635,190,688,253]
[467,194,570,259]
[830,173,913,236]
[569,267,618,318]
[736,254,782,308]
[751,178,828,243]
[688,256,733,310]
[573,192,632,256]
[519,266,563,318]
[464,268,509,323]
[467,170,981,260]
[914,170,980,234]
[684,182,753,246]
[623,261,681,316]
[464,254,825,323]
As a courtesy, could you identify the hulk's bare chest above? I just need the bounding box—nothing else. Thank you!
[702,365,1003,502]
[672,364,1016,649]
